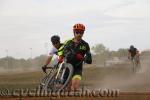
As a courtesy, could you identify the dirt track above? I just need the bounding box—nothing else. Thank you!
[0,57,150,100]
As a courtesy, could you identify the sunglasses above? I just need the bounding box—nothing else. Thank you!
[52,41,59,45]
[74,30,84,35]
[75,32,84,35]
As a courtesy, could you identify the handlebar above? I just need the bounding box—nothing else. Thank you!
[42,66,54,74]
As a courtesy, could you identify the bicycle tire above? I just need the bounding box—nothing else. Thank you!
[39,68,56,90]
[130,57,135,73]
[132,59,135,73]
[135,57,141,72]
[44,63,73,92]
[131,56,140,73]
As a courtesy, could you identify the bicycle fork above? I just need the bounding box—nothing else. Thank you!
[55,62,66,81]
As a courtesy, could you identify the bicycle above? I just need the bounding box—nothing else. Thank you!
[39,58,74,93]
[130,55,141,73]
[39,52,84,93]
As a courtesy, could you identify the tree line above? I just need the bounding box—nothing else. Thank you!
[0,43,149,69]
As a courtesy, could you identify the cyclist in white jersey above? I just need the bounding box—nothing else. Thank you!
[42,35,64,72]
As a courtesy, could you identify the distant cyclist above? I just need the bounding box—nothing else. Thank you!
[128,45,140,64]
[42,35,64,73]
[59,23,92,91]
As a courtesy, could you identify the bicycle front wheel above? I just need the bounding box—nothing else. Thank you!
[44,63,73,92]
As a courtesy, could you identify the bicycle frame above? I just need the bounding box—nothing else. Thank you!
[54,58,68,82]
[55,62,65,79]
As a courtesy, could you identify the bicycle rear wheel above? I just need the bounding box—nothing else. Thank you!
[44,63,73,92]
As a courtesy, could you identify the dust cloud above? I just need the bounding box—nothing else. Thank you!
[0,67,40,75]
[94,57,150,91]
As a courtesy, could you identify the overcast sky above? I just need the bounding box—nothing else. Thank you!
[0,0,150,59]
